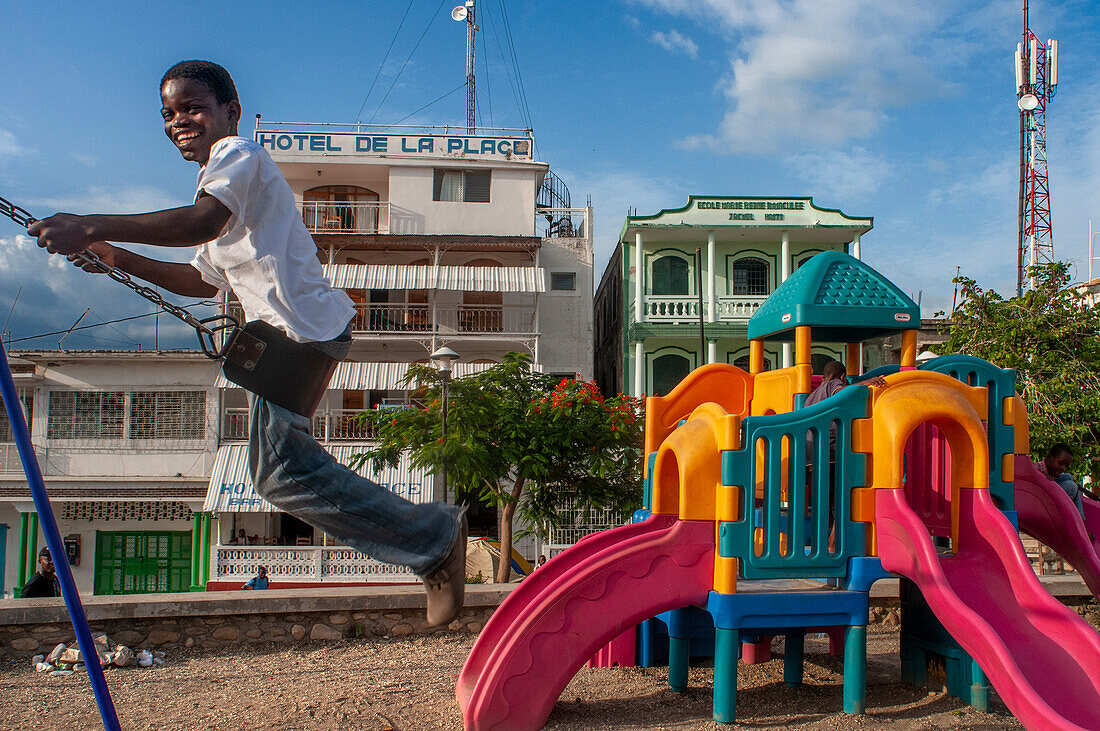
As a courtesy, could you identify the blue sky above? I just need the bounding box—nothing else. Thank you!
[1,0,1098,350]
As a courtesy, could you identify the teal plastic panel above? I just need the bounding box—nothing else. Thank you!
[720,384,870,578]
[918,355,1017,510]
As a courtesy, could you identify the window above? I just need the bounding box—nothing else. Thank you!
[651,256,689,295]
[48,392,124,439]
[732,258,769,296]
[433,169,491,202]
[47,390,205,441]
[0,387,32,442]
[551,272,576,291]
[130,391,206,440]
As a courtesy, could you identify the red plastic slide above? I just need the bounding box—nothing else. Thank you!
[458,517,714,731]
[877,487,1100,730]
[1013,454,1100,597]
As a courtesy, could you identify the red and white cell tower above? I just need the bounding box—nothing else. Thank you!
[1014,0,1059,295]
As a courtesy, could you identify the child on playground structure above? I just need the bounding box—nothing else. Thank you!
[26,60,467,626]
[1036,442,1086,519]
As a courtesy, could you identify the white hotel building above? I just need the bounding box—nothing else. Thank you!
[0,122,593,594]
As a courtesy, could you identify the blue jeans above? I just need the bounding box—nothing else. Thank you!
[1055,472,1086,520]
[246,327,459,576]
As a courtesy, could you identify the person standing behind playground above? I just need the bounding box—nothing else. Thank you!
[1036,443,1086,519]
[27,60,466,626]
[21,548,60,599]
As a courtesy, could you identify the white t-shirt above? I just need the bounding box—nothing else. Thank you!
[190,136,354,343]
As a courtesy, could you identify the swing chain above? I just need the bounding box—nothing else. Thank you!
[0,194,238,359]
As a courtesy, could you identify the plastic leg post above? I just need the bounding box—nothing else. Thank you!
[668,636,690,691]
[784,633,805,687]
[970,659,989,712]
[713,628,739,724]
[0,340,121,731]
[843,625,867,715]
[742,636,772,664]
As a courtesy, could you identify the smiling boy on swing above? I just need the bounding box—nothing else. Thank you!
[28,60,467,626]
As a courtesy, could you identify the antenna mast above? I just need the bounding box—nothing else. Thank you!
[1015,0,1059,295]
[452,0,478,134]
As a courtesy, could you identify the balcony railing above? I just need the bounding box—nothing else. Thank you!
[351,304,535,336]
[717,296,767,320]
[351,304,431,332]
[644,296,700,323]
[215,545,416,584]
[301,201,387,234]
[222,408,375,443]
[0,443,32,474]
[631,296,767,324]
[313,409,377,442]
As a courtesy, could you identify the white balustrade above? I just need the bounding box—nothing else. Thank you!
[630,296,766,324]
[215,545,415,584]
[645,297,700,322]
[716,297,766,320]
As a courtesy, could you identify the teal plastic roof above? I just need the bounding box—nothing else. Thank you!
[747,251,920,343]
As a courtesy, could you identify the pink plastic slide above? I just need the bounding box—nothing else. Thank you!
[877,487,1100,730]
[458,517,715,731]
[1013,454,1100,597]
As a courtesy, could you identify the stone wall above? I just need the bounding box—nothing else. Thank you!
[1,576,1091,658]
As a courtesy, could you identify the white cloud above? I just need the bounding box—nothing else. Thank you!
[650,29,699,58]
[36,186,186,216]
[786,147,892,200]
[0,183,212,349]
[633,0,1007,153]
[0,128,22,158]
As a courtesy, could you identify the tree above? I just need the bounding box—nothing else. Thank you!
[352,352,643,582]
[936,262,1100,480]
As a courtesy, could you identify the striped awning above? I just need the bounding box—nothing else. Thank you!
[321,264,546,292]
[203,443,435,513]
[215,361,495,390]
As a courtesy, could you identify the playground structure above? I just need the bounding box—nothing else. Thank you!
[458,251,1100,731]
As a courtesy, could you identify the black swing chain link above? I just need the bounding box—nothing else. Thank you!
[0,194,237,358]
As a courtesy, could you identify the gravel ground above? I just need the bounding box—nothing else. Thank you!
[0,627,1020,730]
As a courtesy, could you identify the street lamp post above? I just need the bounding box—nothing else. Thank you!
[430,346,459,504]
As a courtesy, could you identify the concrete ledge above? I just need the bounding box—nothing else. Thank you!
[0,574,1090,658]
[0,584,515,626]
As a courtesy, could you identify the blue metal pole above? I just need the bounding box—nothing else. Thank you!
[0,339,121,730]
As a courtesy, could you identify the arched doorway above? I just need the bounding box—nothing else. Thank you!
[304,185,379,232]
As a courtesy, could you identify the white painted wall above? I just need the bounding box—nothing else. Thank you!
[538,236,594,379]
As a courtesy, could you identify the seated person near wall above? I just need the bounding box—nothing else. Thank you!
[243,566,269,590]
[1035,443,1087,520]
[21,548,60,599]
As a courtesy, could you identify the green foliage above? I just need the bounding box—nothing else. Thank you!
[350,352,644,580]
[937,263,1100,479]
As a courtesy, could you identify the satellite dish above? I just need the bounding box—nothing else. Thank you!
[451,5,468,21]
[1018,93,1039,111]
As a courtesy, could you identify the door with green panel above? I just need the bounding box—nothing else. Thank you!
[94,531,191,595]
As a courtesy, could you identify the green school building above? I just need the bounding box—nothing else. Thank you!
[594,196,873,397]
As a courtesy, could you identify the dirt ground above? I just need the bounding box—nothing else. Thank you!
[0,627,1020,730]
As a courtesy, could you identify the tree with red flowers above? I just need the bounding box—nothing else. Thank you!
[352,352,643,582]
